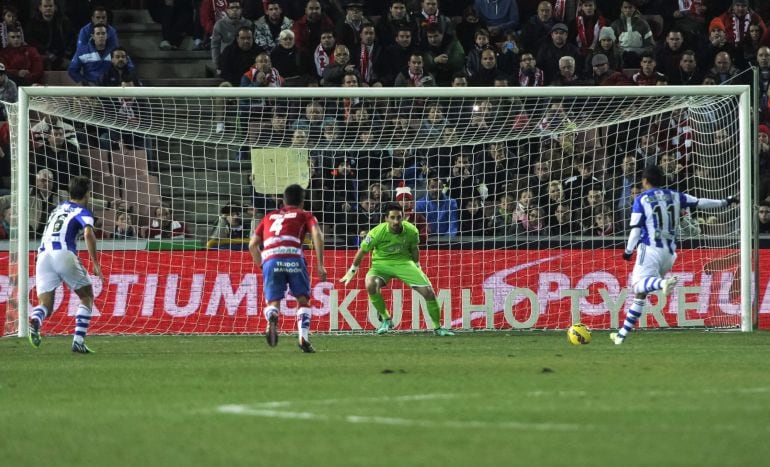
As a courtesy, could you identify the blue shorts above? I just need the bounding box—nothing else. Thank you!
[262,257,310,302]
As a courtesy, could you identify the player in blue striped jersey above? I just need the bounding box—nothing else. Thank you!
[28,176,104,353]
[611,165,737,345]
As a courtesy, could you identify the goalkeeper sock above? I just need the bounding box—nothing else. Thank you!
[634,277,663,295]
[618,298,645,339]
[368,293,389,321]
[426,299,441,329]
[73,304,92,344]
[297,307,311,341]
[30,305,48,326]
[263,305,279,321]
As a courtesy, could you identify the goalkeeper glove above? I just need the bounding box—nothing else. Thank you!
[622,252,633,261]
[725,195,738,206]
[339,266,358,285]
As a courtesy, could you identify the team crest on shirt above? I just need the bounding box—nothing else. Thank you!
[363,235,372,245]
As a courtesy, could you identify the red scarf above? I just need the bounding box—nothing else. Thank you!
[575,15,606,52]
[728,12,751,45]
[314,43,333,77]
[360,44,371,82]
[518,68,544,87]
[553,0,566,21]
[214,0,229,23]
[409,69,423,86]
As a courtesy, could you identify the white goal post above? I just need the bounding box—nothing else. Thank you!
[3,85,755,336]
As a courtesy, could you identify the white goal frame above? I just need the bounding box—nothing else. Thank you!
[11,85,754,336]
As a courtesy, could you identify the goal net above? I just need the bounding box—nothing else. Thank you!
[0,86,755,337]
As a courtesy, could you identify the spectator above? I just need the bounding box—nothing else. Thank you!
[0,200,9,239]
[446,152,477,202]
[465,28,491,78]
[25,0,74,71]
[549,202,582,235]
[310,29,336,83]
[292,0,335,54]
[474,0,519,41]
[517,50,544,86]
[520,1,555,54]
[254,0,293,53]
[30,168,60,237]
[0,5,24,49]
[335,1,370,49]
[0,64,18,121]
[456,5,486,54]
[758,46,770,123]
[98,46,139,86]
[700,17,743,71]
[758,202,770,234]
[416,0,455,45]
[536,22,581,85]
[421,24,464,86]
[0,28,44,86]
[610,0,654,68]
[452,71,469,86]
[545,179,566,214]
[758,124,770,187]
[717,0,766,47]
[211,0,252,75]
[709,51,741,84]
[76,5,118,50]
[380,26,418,85]
[551,55,581,85]
[588,205,616,236]
[157,0,195,50]
[590,53,632,85]
[321,44,358,86]
[669,0,707,39]
[395,186,429,244]
[241,51,283,87]
[37,126,84,191]
[146,206,187,239]
[460,197,487,235]
[376,0,418,47]
[270,29,311,86]
[635,131,662,168]
[569,0,608,56]
[209,203,250,239]
[0,120,8,194]
[743,21,770,66]
[393,52,436,87]
[669,49,703,85]
[469,48,498,85]
[199,0,230,48]
[113,211,137,239]
[219,26,261,86]
[519,206,546,234]
[633,51,666,85]
[655,28,687,80]
[68,24,116,85]
[584,26,622,74]
[415,176,459,237]
[351,24,384,87]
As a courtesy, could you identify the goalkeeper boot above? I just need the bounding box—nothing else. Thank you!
[71,341,94,354]
[434,327,455,337]
[28,318,42,349]
[266,312,279,347]
[298,337,316,353]
[662,276,679,297]
[376,318,394,335]
[610,332,624,346]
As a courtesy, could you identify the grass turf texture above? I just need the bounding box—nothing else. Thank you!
[2,332,770,467]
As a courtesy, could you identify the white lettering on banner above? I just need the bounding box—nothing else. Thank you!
[576,272,620,316]
[697,274,713,314]
[312,282,333,316]
[329,289,362,330]
[761,279,770,312]
[599,288,626,328]
[142,274,158,316]
[369,289,402,328]
[503,288,539,328]
[538,273,571,315]
[461,289,494,328]
[0,275,9,304]
[677,286,703,327]
[717,273,740,316]
[561,288,588,323]
[164,273,205,317]
[411,289,451,329]
[205,273,257,316]
[110,274,139,317]
[642,291,668,327]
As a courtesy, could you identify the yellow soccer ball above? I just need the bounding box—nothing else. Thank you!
[567,323,592,345]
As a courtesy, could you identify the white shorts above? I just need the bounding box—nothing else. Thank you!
[631,244,676,288]
[35,250,92,294]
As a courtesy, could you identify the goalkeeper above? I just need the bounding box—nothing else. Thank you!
[339,202,454,336]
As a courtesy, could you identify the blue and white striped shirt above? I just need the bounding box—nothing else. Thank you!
[38,202,95,253]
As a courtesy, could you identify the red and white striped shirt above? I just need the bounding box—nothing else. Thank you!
[255,207,318,262]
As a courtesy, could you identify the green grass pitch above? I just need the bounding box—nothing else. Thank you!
[2,331,770,467]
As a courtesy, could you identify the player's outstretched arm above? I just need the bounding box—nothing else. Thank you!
[248,234,262,268]
[83,226,104,282]
[310,225,327,281]
[340,248,367,285]
[692,195,738,210]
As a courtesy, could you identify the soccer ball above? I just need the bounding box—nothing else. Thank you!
[567,323,592,345]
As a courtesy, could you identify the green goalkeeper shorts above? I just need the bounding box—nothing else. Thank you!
[366,260,432,288]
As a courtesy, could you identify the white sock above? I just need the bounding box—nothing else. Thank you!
[263,305,279,321]
[297,307,311,341]
[74,304,92,344]
[618,298,645,338]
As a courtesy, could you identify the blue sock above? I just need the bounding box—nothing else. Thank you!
[618,298,645,338]
[635,277,663,295]
[74,304,92,344]
[297,307,311,341]
[30,305,48,325]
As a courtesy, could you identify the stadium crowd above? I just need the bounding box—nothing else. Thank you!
[0,0,769,245]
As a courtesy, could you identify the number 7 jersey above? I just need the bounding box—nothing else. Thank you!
[254,207,318,263]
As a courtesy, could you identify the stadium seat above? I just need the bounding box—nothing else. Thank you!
[112,147,150,180]
[123,175,162,227]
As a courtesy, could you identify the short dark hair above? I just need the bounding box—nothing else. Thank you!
[382,201,403,215]
[238,26,253,35]
[639,51,655,60]
[221,203,242,216]
[284,184,305,206]
[69,176,91,199]
[642,165,665,188]
[112,46,127,55]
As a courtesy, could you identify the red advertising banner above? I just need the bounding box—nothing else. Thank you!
[2,249,769,335]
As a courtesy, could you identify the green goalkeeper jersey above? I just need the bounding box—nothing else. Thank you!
[361,221,419,263]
